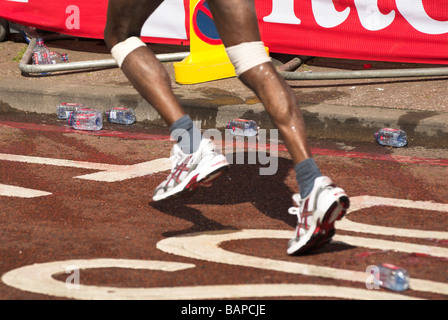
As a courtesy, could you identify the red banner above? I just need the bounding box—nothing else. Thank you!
[0,0,108,40]
[256,0,448,65]
[0,0,189,45]
[1,0,447,64]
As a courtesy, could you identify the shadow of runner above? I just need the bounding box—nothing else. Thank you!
[150,152,297,238]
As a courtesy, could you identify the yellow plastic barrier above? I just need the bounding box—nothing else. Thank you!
[174,0,236,84]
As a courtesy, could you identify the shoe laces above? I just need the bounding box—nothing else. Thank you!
[288,198,313,233]
[168,145,192,172]
[288,206,301,216]
[288,205,304,224]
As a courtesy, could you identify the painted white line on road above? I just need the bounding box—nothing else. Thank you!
[0,153,122,171]
[335,234,448,259]
[0,153,172,186]
[339,196,448,240]
[1,259,416,300]
[348,195,448,213]
[0,184,52,198]
[75,159,172,182]
[157,229,448,296]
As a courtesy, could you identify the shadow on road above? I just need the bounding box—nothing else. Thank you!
[150,152,297,238]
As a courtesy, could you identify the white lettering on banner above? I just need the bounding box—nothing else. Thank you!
[262,0,448,35]
[263,0,302,25]
[65,5,80,30]
[6,0,28,3]
[311,0,351,28]
[354,0,395,31]
[396,0,448,35]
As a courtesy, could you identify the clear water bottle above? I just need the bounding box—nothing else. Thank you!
[50,51,69,64]
[105,107,136,125]
[57,103,83,120]
[227,119,258,137]
[33,38,51,65]
[378,263,410,291]
[375,128,408,147]
[68,108,103,131]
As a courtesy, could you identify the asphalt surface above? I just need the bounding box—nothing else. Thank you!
[0,113,447,302]
[0,34,447,302]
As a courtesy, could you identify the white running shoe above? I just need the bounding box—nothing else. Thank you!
[287,176,349,255]
[152,139,229,202]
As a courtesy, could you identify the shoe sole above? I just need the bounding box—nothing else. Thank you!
[287,195,350,256]
[152,163,229,202]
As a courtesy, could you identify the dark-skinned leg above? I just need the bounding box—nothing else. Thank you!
[104,0,185,126]
[208,0,349,256]
[104,0,229,202]
[207,0,312,165]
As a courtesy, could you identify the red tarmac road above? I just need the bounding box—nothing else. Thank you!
[0,115,447,301]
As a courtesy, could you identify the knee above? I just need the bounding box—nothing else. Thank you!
[104,22,140,51]
[226,42,271,77]
[103,25,115,50]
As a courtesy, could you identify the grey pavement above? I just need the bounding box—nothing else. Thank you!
[1,77,447,148]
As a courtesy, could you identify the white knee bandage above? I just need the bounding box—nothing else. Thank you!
[225,41,271,77]
[111,37,147,68]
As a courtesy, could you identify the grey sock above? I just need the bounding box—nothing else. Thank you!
[295,158,322,199]
[170,115,202,154]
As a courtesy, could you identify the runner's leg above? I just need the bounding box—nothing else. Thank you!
[104,0,185,126]
[207,0,313,166]
[104,0,229,201]
[208,0,349,255]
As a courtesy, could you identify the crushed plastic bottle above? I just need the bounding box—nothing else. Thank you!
[378,263,410,292]
[105,107,136,125]
[226,119,258,137]
[375,128,408,148]
[20,26,41,43]
[57,103,83,120]
[68,108,103,131]
[33,38,51,65]
[50,51,69,64]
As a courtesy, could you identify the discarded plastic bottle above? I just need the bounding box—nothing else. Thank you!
[50,51,69,64]
[22,26,41,41]
[378,263,410,292]
[227,119,258,137]
[68,108,103,131]
[33,38,52,65]
[375,128,408,148]
[57,103,83,120]
[105,107,136,125]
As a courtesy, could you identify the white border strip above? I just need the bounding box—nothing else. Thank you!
[0,184,52,198]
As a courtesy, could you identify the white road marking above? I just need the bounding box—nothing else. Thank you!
[0,183,52,198]
[1,259,417,300]
[157,229,448,296]
[0,154,172,197]
[76,159,172,182]
[335,234,448,259]
[348,195,448,213]
[339,196,448,240]
[0,153,123,171]
[2,184,448,300]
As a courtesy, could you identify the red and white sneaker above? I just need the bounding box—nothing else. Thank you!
[287,176,349,255]
[152,139,229,202]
